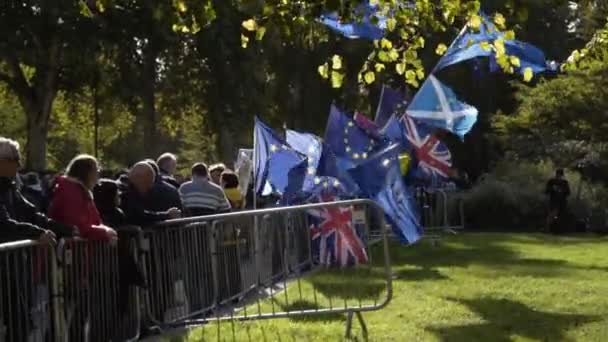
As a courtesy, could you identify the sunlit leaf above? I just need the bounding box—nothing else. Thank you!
[480,41,492,51]
[523,67,533,82]
[416,69,425,80]
[494,13,506,29]
[331,71,344,88]
[405,70,416,81]
[436,43,448,56]
[378,51,390,62]
[242,19,257,31]
[387,18,397,31]
[364,71,376,84]
[375,63,385,72]
[388,49,399,62]
[380,38,393,50]
[241,34,249,48]
[332,55,343,70]
[469,15,481,30]
[417,37,425,48]
[504,30,515,41]
[509,56,521,67]
[318,63,329,79]
[396,63,406,75]
[255,26,266,40]
[494,38,506,56]
[175,0,187,13]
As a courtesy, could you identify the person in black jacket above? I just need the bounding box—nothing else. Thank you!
[120,162,181,226]
[156,153,180,189]
[0,137,75,243]
[145,159,183,212]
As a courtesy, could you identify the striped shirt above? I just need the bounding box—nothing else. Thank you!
[179,177,231,213]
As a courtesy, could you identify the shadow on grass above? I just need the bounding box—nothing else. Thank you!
[278,299,346,323]
[309,268,386,301]
[370,234,605,278]
[395,267,449,281]
[428,297,599,342]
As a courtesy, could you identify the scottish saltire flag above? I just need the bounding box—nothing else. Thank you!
[254,117,308,197]
[406,75,478,139]
[403,116,454,178]
[349,143,422,244]
[307,193,368,267]
[319,2,386,40]
[375,85,407,127]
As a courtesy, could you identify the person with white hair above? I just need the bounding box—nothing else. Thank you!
[0,137,76,243]
[120,161,181,226]
[156,152,180,188]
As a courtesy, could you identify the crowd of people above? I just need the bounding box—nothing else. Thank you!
[0,136,247,244]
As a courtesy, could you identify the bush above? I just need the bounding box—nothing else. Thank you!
[463,159,608,232]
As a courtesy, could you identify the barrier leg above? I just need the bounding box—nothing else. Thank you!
[345,311,368,340]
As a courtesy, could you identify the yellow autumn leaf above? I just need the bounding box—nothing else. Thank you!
[242,19,257,31]
[494,13,506,29]
[175,0,187,13]
[469,15,481,30]
[509,56,521,67]
[523,67,533,82]
[364,71,376,84]
[396,63,406,75]
[331,71,344,88]
[332,55,342,70]
[504,30,515,41]
[480,41,492,51]
[317,63,329,78]
[493,38,506,56]
[380,38,393,50]
[436,43,448,56]
[241,34,249,48]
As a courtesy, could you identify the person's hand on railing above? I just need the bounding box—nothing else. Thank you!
[38,230,57,245]
[167,207,182,219]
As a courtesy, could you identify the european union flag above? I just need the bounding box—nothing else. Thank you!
[375,85,407,127]
[435,14,548,76]
[324,104,386,166]
[319,2,386,40]
[406,75,478,139]
[254,118,308,197]
[349,143,423,244]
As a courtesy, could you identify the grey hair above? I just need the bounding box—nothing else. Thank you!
[157,152,176,167]
[0,137,21,161]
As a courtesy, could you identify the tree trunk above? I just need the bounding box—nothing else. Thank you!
[25,112,50,171]
[141,45,159,157]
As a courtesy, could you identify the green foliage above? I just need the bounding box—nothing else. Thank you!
[464,159,608,232]
[493,62,608,166]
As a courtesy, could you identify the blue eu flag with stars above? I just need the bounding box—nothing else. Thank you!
[349,143,423,244]
[254,117,308,197]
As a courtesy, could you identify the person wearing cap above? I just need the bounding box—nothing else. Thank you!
[209,163,226,185]
[0,137,76,243]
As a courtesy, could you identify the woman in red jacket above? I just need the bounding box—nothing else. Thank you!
[48,154,117,241]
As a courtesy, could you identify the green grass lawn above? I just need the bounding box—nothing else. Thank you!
[177,233,608,341]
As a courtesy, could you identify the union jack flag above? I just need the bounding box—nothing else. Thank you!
[307,194,368,267]
[402,115,454,178]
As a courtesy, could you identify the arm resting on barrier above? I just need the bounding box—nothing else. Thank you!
[0,203,46,241]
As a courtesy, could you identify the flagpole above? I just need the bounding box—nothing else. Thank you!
[374,85,386,122]
[253,118,258,210]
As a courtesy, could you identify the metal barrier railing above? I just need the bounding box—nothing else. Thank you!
[1,199,393,340]
[0,240,57,342]
[415,188,465,240]
[57,237,140,342]
[145,199,393,339]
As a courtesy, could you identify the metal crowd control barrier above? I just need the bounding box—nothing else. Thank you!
[140,199,393,339]
[0,240,57,342]
[415,188,465,242]
[0,234,141,342]
[57,237,141,342]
